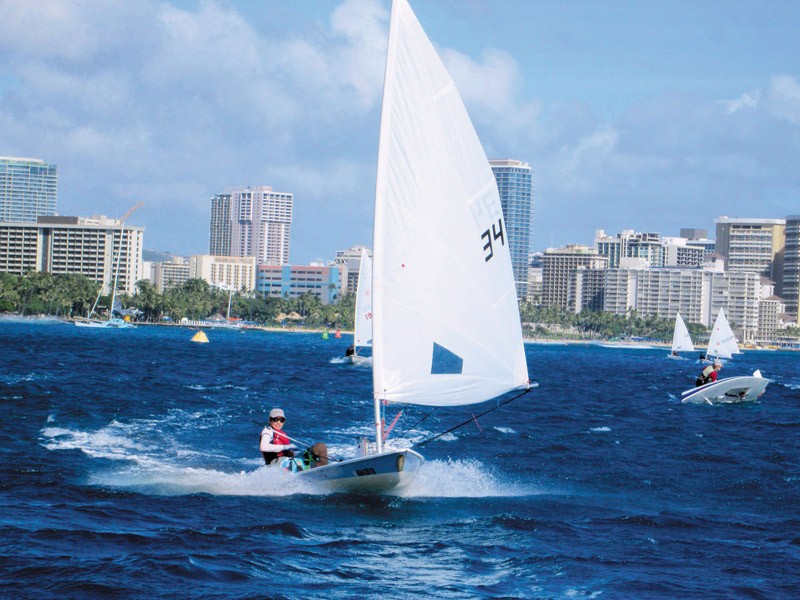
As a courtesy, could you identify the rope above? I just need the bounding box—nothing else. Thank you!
[411,388,531,450]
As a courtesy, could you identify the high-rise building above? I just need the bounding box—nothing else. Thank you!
[335,245,371,294]
[715,216,785,284]
[228,186,293,265]
[595,229,667,268]
[783,215,800,323]
[191,255,256,292]
[152,257,191,292]
[602,259,761,341]
[0,156,58,223]
[209,194,232,256]
[490,159,533,299]
[257,264,342,305]
[0,215,144,295]
[542,244,607,309]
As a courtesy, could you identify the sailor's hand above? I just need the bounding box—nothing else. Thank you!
[284,444,297,451]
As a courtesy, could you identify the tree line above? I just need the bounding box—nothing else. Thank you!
[0,272,354,329]
[3,271,799,341]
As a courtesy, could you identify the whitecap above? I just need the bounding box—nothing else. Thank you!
[392,458,540,498]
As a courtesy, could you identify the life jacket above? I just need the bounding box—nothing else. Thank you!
[261,427,290,464]
[695,365,715,387]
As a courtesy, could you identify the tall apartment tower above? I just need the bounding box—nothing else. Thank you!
[212,186,293,265]
[715,216,785,285]
[783,215,800,323]
[209,194,232,256]
[542,244,608,309]
[1,156,58,223]
[490,159,533,300]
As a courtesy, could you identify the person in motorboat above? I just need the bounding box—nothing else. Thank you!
[259,408,329,469]
[695,360,722,387]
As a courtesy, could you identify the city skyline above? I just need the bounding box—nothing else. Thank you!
[1,0,798,263]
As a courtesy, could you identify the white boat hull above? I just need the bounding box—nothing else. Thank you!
[681,371,770,404]
[347,354,372,366]
[74,317,135,329]
[295,449,424,493]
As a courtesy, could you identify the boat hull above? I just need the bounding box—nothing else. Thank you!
[681,372,770,404]
[347,354,372,366]
[296,449,424,493]
[74,317,135,329]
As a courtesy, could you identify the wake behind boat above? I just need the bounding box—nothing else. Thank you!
[288,0,530,494]
[681,370,770,404]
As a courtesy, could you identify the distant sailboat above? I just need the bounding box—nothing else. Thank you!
[347,248,373,365]
[705,308,740,362]
[667,313,694,359]
[74,202,142,329]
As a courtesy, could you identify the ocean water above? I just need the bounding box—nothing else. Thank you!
[1,320,799,599]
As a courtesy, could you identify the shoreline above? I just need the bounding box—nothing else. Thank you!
[0,314,794,350]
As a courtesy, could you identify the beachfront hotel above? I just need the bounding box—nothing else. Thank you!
[0,215,144,296]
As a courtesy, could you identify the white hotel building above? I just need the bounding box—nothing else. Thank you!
[0,215,144,295]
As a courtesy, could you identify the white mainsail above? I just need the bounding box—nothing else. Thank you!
[353,248,373,350]
[372,0,529,409]
[706,308,740,360]
[671,313,694,354]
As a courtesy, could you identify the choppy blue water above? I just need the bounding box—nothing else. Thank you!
[1,320,799,598]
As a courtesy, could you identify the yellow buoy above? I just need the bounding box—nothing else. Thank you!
[191,330,209,344]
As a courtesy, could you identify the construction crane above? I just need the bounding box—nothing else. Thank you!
[119,201,144,224]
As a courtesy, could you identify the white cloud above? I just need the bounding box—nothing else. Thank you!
[765,74,800,124]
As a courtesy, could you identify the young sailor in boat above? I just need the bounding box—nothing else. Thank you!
[259,408,329,468]
[695,360,722,387]
[259,408,295,464]
[345,345,355,357]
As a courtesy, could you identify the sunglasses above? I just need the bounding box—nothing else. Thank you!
[269,417,285,423]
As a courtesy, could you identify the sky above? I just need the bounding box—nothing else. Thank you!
[1,0,799,263]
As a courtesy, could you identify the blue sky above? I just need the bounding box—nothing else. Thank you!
[1,0,799,262]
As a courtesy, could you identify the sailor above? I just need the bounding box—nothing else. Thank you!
[259,408,330,468]
[259,408,296,464]
[695,360,722,387]
[345,345,355,357]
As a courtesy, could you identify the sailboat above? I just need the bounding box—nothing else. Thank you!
[680,369,769,404]
[294,0,530,493]
[74,232,135,329]
[681,308,767,404]
[667,313,694,359]
[74,203,141,329]
[347,248,373,365]
[704,308,740,362]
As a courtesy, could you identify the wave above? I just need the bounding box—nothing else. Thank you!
[39,417,540,499]
[392,459,540,498]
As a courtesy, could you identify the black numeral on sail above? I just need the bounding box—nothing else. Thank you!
[481,219,505,262]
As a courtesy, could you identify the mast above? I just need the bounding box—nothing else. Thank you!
[109,202,143,320]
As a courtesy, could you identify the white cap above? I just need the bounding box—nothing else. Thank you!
[269,408,285,419]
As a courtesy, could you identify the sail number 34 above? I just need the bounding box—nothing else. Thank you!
[481,219,505,262]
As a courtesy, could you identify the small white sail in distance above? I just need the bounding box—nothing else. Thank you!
[353,248,373,350]
[706,308,741,360]
[671,313,695,354]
